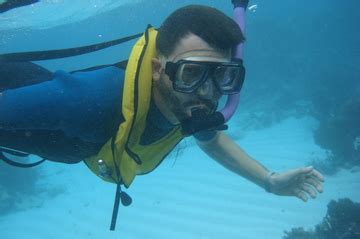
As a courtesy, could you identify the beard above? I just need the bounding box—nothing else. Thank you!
[154,77,188,123]
[154,76,218,123]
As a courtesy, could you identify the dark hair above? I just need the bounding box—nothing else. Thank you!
[156,5,245,57]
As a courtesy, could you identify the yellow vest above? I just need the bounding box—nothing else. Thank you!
[84,27,184,187]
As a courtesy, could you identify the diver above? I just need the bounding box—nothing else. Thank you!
[0,0,324,229]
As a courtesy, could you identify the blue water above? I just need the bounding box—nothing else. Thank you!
[1,0,359,238]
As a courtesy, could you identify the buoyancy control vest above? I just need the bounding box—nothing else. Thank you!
[84,27,184,188]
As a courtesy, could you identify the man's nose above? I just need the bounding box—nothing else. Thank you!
[195,78,213,97]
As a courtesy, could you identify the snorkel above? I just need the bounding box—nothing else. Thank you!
[180,0,247,135]
[220,0,247,122]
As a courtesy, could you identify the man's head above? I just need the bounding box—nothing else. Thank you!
[156,5,244,57]
[152,5,245,125]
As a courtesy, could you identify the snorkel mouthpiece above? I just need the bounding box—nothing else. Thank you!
[181,108,228,136]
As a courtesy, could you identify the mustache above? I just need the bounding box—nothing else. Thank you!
[182,99,217,111]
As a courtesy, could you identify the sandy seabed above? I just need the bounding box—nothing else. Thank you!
[1,116,359,239]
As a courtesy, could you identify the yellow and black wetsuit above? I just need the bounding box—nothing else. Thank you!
[0,27,215,187]
[84,27,185,187]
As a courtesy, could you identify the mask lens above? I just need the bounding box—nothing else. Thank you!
[214,65,244,94]
[167,59,245,94]
[175,63,206,91]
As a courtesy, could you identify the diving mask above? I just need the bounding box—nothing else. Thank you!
[164,58,245,95]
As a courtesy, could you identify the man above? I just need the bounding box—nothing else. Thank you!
[0,3,323,204]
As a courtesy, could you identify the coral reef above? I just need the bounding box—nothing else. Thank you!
[313,98,360,175]
[283,198,360,239]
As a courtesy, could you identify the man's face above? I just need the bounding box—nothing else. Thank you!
[152,33,231,125]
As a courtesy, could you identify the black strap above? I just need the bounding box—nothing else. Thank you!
[110,183,122,231]
[109,132,123,231]
[0,151,46,168]
[0,146,29,157]
[0,0,39,14]
[71,60,128,73]
[0,32,143,62]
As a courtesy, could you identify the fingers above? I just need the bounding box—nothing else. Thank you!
[305,177,323,193]
[295,176,323,202]
[294,183,317,202]
[294,188,308,202]
[300,183,317,199]
[300,166,325,180]
[306,167,325,182]
[300,166,325,182]
[272,166,325,202]
[301,166,314,174]
[297,166,325,193]
[304,167,325,194]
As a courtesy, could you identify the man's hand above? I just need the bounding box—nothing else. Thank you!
[267,166,325,202]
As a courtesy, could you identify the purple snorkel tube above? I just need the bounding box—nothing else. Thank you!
[220,0,247,122]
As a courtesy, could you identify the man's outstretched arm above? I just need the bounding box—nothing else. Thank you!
[196,131,324,202]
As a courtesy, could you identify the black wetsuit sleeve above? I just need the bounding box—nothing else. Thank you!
[0,66,124,142]
[0,66,125,163]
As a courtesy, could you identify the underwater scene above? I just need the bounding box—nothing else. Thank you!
[0,0,359,238]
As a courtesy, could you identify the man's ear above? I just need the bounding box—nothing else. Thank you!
[152,58,162,82]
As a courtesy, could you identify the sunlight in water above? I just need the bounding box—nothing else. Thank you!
[0,0,140,30]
